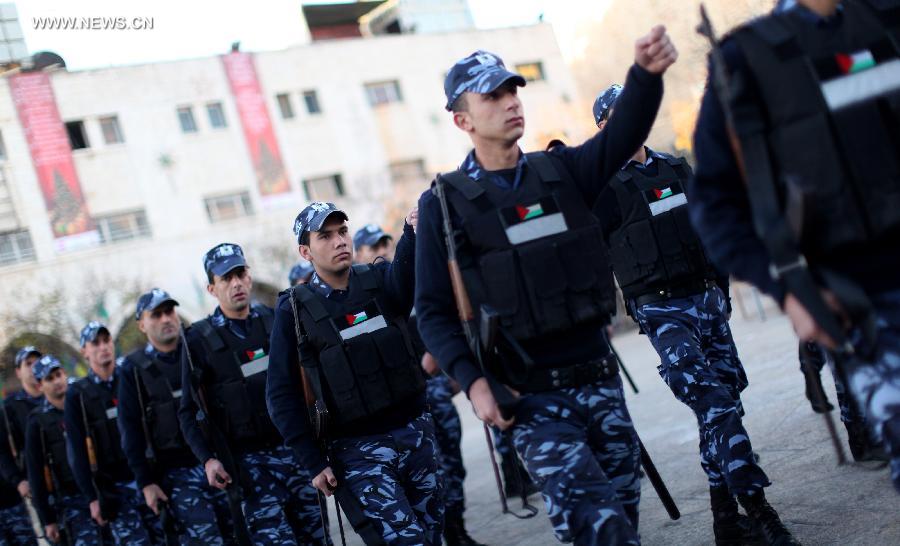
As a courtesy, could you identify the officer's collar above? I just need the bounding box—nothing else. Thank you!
[87,368,116,386]
[40,398,57,412]
[461,147,528,190]
[10,389,43,404]
[785,2,844,26]
[309,270,353,299]
[210,306,258,328]
[144,342,179,362]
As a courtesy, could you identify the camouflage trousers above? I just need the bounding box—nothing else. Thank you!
[104,480,160,546]
[161,464,232,545]
[842,288,900,491]
[60,492,103,546]
[0,502,37,546]
[511,376,642,545]
[239,445,329,546]
[330,413,444,545]
[633,286,771,495]
[426,375,466,517]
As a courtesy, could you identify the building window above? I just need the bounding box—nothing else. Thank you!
[364,80,403,106]
[303,174,344,201]
[0,230,35,266]
[389,159,426,184]
[276,93,294,119]
[206,102,227,129]
[515,62,545,82]
[177,106,198,133]
[96,209,151,244]
[65,120,90,150]
[303,90,322,114]
[99,115,125,144]
[204,191,254,223]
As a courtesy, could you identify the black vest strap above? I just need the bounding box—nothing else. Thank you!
[441,170,485,201]
[192,320,227,352]
[528,152,561,183]
[257,305,274,337]
[297,285,331,322]
[351,264,379,293]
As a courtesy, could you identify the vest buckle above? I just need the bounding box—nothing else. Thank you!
[768,255,808,280]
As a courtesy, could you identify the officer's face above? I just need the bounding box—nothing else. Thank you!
[139,303,181,348]
[300,218,353,275]
[15,354,40,392]
[82,330,115,370]
[39,368,68,401]
[208,266,253,315]
[455,81,525,144]
[355,238,394,264]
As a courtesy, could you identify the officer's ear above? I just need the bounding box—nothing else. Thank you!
[453,110,473,133]
[298,244,313,263]
[136,318,148,335]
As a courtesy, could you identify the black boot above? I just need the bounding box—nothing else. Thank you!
[710,485,757,546]
[845,420,889,463]
[443,513,486,546]
[737,492,800,546]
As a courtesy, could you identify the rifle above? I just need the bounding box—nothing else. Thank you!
[180,326,253,546]
[697,4,851,463]
[289,286,354,546]
[132,367,182,546]
[602,331,639,394]
[433,178,538,520]
[40,424,74,546]
[77,392,118,526]
[2,404,23,472]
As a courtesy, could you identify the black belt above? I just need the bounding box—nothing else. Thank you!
[519,355,619,393]
[632,278,716,309]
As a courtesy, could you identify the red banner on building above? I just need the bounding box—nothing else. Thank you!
[9,72,97,251]
[221,52,291,204]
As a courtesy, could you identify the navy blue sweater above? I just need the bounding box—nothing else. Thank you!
[266,223,419,478]
[689,7,900,303]
[415,63,664,395]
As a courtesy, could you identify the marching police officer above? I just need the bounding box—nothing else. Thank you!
[25,355,101,545]
[592,84,796,545]
[267,202,444,545]
[118,289,234,544]
[358,222,483,545]
[690,0,900,493]
[0,347,43,546]
[415,27,676,544]
[65,322,159,545]
[289,262,315,287]
[178,243,328,545]
[353,224,395,264]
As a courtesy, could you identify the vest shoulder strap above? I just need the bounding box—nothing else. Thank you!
[254,305,275,336]
[296,285,331,323]
[748,15,794,47]
[615,169,633,184]
[351,263,379,292]
[127,350,156,372]
[192,319,227,352]
[525,151,562,183]
[440,171,485,201]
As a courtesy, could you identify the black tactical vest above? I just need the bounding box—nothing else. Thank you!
[191,306,282,448]
[441,152,617,342]
[74,377,129,479]
[2,396,41,467]
[127,350,189,455]
[732,0,900,259]
[34,409,77,495]
[293,265,426,428]
[607,156,718,300]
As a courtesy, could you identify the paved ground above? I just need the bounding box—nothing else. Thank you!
[329,305,899,545]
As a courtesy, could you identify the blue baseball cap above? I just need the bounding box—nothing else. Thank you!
[135,288,179,320]
[288,261,315,285]
[593,84,623,124]
[353,224,392,250]
[204,243,247,278]
[774,0,798,12]
[444,50,526,111]
[33,355,62,381]
[14,346,41,367]
[79,321,110,347]
[293,202,349,243]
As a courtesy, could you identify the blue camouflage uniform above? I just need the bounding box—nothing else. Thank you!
[268,204,443,545]
[425,374,466,517]
[118,334,234,546]
[416,51,664,545]
[0,501,36,546]
[690,0,900,491]
[1,381,43,546]
[25,396,102,546]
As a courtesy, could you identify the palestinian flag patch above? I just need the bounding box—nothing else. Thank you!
[240,347,270,378]
[654,187,674,200]
[245,348,266,361]
[835,50,876,74]
[644,181,687,216]
[814,43,900,111]
[499,196,568,245]
[335,303,387,341]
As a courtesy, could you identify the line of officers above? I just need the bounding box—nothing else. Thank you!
[3,1,900,545]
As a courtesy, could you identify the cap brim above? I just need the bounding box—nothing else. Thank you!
[209,256,247,278]
[446,71,526,111]
[309,210,348,232]
[148,298,179,314]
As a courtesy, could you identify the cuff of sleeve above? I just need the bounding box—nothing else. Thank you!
[403,221,415,238]
[449,359,483,398]
[288,439,327,478]
[134,466,154,490]
[628,63,661,85]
